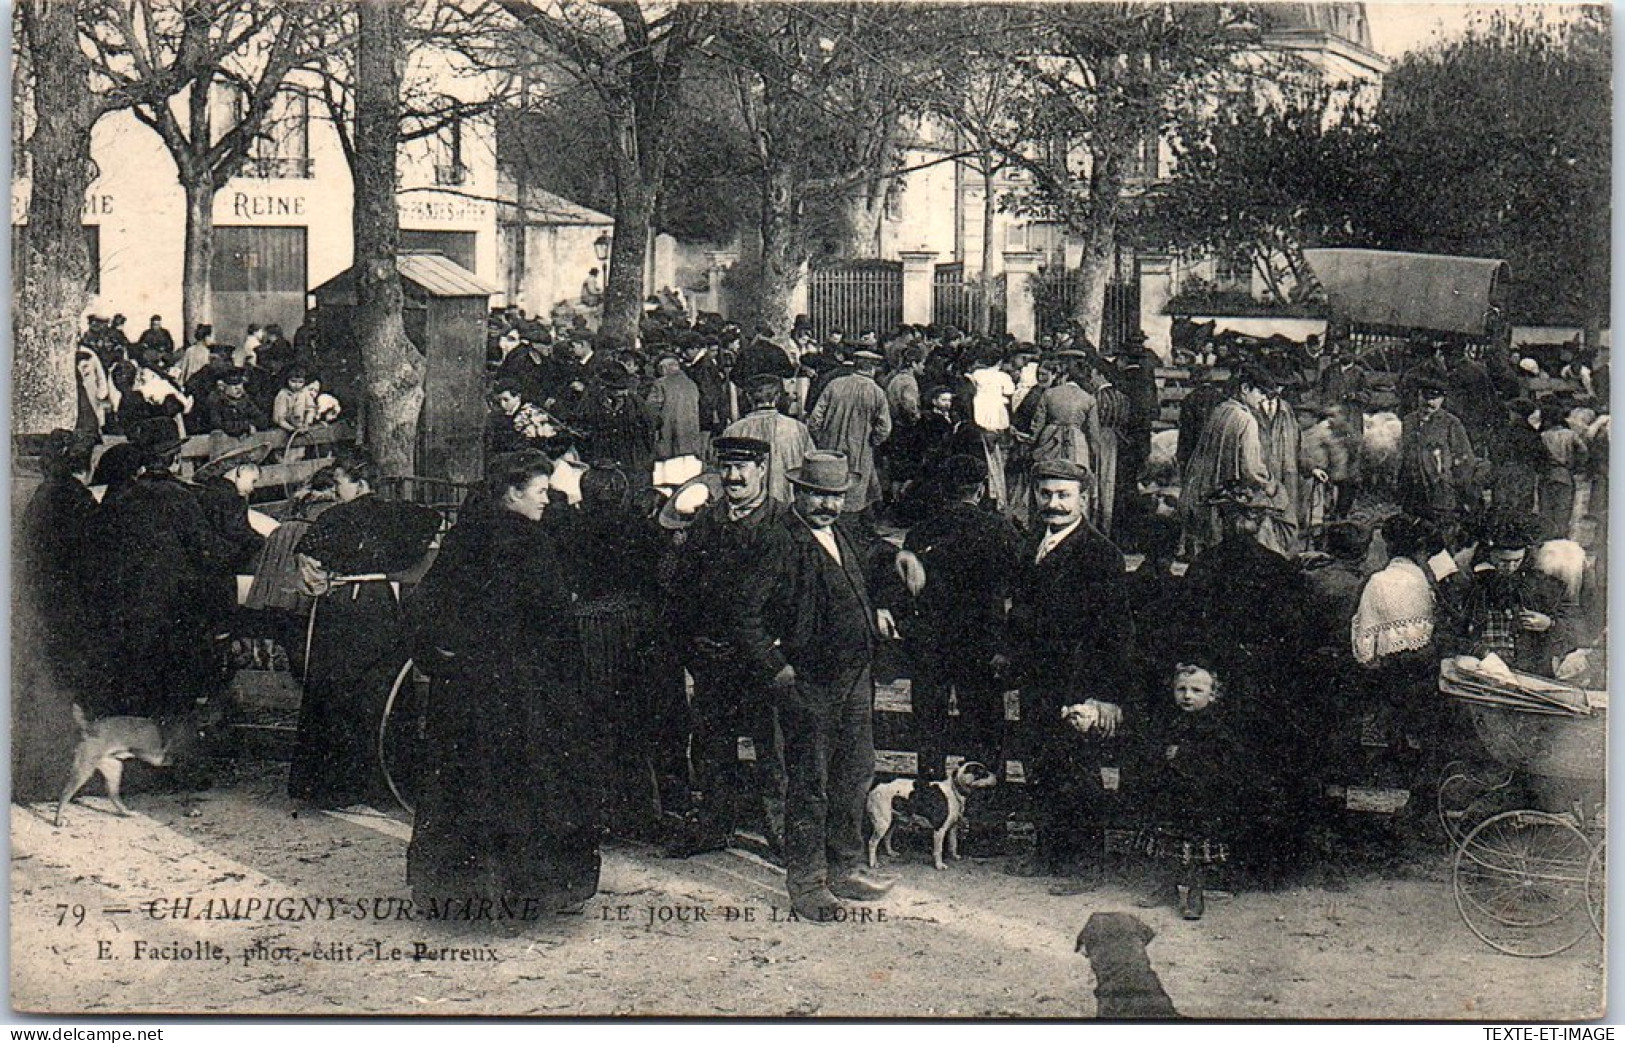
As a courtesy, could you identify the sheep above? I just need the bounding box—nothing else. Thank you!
[1361,410,1402,494]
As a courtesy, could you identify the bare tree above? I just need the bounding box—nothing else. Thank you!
[87,0,344,338]
[711,3,935,333]
[12,0,207,433]
[495,0,708,344]
[352,0,423,477]
[990,3,1257,345]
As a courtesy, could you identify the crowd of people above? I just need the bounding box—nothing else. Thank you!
[72,314,342,442]
[18,303,1608,928]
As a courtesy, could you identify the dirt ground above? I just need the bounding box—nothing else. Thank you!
[9,760,1606,1020]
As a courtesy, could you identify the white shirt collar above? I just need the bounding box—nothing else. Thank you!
[1036,518,1082,563]
[809,525,842,564]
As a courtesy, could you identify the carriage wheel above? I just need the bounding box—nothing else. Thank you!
[379,658,429,816]
[1453,810,1594,957]
[1585,844,1605,939]
[1436,763,1515,848]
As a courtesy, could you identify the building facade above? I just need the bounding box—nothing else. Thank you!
[869,2,1390,355]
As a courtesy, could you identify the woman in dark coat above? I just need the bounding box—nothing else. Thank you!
[289,447,441,808]
[407,451,605,919]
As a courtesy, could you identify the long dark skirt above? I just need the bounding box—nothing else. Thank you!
[288,581,405,807]
[407,653,604,914]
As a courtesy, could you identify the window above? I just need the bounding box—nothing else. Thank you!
[243,90,313,180]
[1131,131,1162,181]
[433,118,468,187]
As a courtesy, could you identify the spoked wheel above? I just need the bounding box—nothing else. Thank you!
[379,658,431,816]
[1437,762,1515,847]
[1453,810,1595,957]
[280,430,307,501]
[1585,844,1605,939]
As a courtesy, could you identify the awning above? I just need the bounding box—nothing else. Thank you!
[1302,248,1510,336]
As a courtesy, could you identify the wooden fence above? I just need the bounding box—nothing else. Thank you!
[807,259,903,341]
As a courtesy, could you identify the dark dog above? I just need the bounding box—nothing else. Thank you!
[1076,912,1180,1019]
[54,703,220,826]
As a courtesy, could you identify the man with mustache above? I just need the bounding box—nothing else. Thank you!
[760,450,898,920]
[1002,458,1136,893]
[665,437,791,858]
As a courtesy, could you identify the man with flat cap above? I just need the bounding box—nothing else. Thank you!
[1001,457,1135,892]
[665,436,792,858]
[723,373,816,504]
[759,450,897,919]
[897,452,1022,780]
[1399,376,1477,516]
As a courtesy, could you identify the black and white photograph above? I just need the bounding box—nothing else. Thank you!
[6,0,1612,1021]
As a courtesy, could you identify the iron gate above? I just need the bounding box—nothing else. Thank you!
[807,259,902,341]
[933,262,1007,336]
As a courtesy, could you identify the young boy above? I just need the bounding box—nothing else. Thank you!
[1135,662,1240,920]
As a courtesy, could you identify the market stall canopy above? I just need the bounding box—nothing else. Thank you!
[1302,249,1510,336]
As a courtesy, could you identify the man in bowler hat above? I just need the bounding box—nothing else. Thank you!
[760,450,897,919]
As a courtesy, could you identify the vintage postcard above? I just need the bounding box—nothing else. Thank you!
[9,0,1608,1020]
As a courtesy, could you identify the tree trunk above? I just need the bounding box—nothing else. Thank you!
[181,176,217,341]
[1069,147,1128,349]
[841,179,886,258]
[601,143,653,346]
[754,168,803,336]
[13,0,98,435]
[353,0,423,478]
[975,161,997,334]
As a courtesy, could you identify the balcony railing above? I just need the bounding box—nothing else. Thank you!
[241,155,314,180]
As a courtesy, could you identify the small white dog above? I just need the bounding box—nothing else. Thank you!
[866,761,998,870]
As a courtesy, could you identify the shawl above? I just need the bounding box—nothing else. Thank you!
[1351,557,1436,666]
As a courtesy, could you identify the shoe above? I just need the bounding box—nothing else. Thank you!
[789,889,849,923]
[663,829,730,859]
[1178,883,1205,920]
[829,869,895,901]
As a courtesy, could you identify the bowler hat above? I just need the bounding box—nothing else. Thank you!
[219,367,248,386]
[594,363,638,391]
[942,453,988,490]
[195,431,272,482]
[1031,458,1092,485]
[658,472,725,531]
[713,436,771,463]
[786,450,858,494]
[126,417,186,456]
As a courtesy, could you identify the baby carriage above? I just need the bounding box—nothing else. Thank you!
[1436,656,1605,957]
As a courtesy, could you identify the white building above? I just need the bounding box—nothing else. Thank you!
[13,72,502,345]
[869,2,1390,354]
